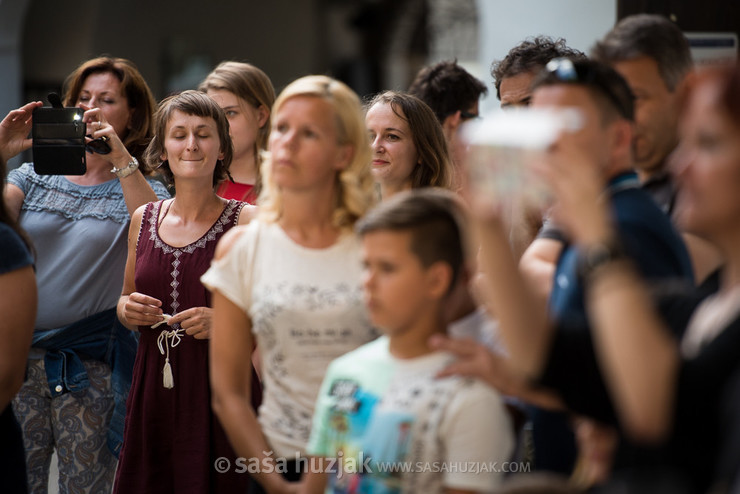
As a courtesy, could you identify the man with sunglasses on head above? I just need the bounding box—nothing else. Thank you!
[491,38,588,263]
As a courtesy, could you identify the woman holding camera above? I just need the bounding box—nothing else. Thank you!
[3,56,169,493]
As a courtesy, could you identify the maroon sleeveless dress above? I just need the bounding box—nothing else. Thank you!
[113,199,248,494]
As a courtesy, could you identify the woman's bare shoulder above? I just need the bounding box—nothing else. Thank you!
[215,223,253,259]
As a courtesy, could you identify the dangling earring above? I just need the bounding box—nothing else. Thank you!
[157,159,169,170]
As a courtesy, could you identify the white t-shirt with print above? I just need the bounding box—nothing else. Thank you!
[201,220,378,457]
[308,336,514,494]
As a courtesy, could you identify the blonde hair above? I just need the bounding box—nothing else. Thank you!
[258,75,376,230]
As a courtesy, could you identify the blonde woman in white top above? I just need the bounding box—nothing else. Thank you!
[202,75,378,494]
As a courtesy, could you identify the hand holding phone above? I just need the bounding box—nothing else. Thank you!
[460,107,582,216]
[0,101,43,163]
[31,94,86,175]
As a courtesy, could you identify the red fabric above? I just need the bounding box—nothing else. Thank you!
[217,180,257,204]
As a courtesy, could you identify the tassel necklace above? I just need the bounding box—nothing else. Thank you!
[154,315,183,389]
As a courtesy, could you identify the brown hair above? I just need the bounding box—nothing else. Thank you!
[408,60,487,122]
[591,14,693,92]
[143,90,233,187]
[199,61,275,195]
[62,56,156,163]
[365,91,452,190]
[491,36,586,101]
[356,188,466,292]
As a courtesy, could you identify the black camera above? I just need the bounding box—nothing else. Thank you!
[30,93,113,175]
[31,94,86,175]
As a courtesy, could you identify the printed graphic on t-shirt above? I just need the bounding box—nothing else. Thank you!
[324,370,459,494]
[324,377,415,494]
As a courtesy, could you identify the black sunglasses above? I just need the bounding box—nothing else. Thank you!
[544,58,633,120]
[460,111,480,121]
[85,135,111,155]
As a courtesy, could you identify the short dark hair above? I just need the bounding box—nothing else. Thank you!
[365,91,452,190]
[532,58,635,123]
[491,36,587,100]
[591,14,693,92]
[356,189,466,292]
[143,90,233,187]
[408,60,488,122]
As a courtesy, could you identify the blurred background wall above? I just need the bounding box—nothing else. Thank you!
[1,0,738,168]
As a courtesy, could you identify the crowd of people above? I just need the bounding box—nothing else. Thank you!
[1,12,738,494]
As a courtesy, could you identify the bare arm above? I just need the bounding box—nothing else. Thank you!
[81,105,158,216]
[3,184,25,223]
[0,265,36,410]
[117,168,160,217]
[298,468,328,494]
[430,335,565,411]
[519,237,564,307]
[117,206,164,330]
[472,216,554,380]
[209,231,297,494]
[539,135,680,443]
[586,262,679,442]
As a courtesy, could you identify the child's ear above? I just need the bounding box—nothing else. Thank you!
[426,261,453,300]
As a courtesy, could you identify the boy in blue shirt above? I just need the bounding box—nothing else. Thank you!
[303,189,514,494]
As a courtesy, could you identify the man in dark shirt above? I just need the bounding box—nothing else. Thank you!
[591,14,690,215]
[591,14,722,283]
[433,59,694,482]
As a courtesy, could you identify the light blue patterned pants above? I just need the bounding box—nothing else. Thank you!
[12,358,117,494]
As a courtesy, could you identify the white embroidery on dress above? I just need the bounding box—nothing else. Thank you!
[144,199,243,388]
[147,199,240,312]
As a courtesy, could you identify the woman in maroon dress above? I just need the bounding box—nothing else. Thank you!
[114,90,253,493]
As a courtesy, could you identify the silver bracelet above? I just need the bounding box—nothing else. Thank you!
[111,156,139,179]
